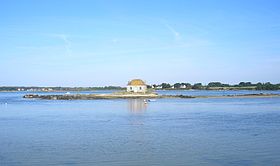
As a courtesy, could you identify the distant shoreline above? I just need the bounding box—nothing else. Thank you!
[1,89,280,93]
[1,82,280,92]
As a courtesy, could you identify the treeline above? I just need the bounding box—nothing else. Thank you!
[1,82,279,91]
[0,86,124,92]
[255,82,279,90]
[150,82,280,90]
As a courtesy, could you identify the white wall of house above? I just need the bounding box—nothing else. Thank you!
[127,85,147,93]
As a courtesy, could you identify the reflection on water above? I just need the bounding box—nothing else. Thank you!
[127,99,147,113]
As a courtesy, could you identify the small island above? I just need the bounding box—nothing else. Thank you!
[23,79,280,100]
[20,79,280,100]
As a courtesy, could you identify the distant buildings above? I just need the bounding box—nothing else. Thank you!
[180,84,187,89]
[127,79,147,93]
[151,85,162,89]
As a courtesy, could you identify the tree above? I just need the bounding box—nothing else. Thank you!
[161,83,171,89]
[239,82,252,87]
[147,85,152,89]
[256,82,263,90]
[174,83,181,89]
[255,82,279,90]
[208,82,222,87]
[152,84,157,88]
[193,83,203,89]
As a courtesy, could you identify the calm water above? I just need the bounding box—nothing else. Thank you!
[1,91,280,166]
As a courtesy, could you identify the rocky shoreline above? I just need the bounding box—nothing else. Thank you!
[23,93,280,100]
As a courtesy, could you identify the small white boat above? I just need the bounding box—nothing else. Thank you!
[143,99,156,103]
[143,99,148,104]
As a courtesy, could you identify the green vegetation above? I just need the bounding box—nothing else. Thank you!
[207,82,230,87]
[256,82,279,90]
[193,83,203,89]
[238,82,253,87]
[160,83,172,89]
[152,82,280,90]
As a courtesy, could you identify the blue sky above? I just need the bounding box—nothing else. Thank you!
[0,0,279,86]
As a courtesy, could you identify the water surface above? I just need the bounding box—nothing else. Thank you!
[1,91,280,166]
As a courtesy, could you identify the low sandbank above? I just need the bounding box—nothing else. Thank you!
[23,93,280,100]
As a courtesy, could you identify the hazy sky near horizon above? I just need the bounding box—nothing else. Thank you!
[0,0,280,86]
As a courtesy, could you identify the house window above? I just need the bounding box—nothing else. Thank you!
[139,87,142,90]
[130,87,132,90]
